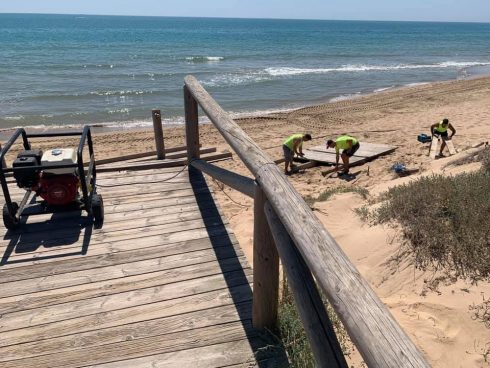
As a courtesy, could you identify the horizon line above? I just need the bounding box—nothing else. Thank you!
[1,12,489,24]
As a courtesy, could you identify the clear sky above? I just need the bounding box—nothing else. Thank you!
[1,0,489,23]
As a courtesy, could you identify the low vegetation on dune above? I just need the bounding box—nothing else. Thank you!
[278,281,353,367]
[374,147,490,280]
[280,149,490,366]
[304,186,369,207]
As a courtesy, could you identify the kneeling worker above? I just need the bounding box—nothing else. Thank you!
[431,118,456,157]
[283,133,312,175]
[326,135,360,174]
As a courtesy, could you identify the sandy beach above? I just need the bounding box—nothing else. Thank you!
[4,75,490,366]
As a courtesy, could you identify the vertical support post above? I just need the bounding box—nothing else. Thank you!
[0,144,5,168]
[252,183,279,330]
[184,85,200,160]
[152,109,165,160]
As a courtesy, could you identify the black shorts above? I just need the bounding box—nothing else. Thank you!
[283,145,294,161]
[433,130,448,138]
[343,142,360,157]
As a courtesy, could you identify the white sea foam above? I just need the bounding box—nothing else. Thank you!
[82,64,116,69]
[265,61,490,77]
[329,93,362,103]
[1,117,190,132]
[201,61,490,88]
[373,86,395,93]
[4,115,25,121]
[405,82,430,87]
[202,73,270,87]
[185,56,225,62]
[90,90,152,96]
[108,108,131,115]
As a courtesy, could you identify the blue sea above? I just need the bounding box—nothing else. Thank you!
[1,14,490,131]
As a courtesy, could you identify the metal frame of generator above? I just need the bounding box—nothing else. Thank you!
[0,126,103,230]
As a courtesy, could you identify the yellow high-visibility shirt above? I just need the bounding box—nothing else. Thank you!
[284,134,304,150]
[335,135,358,152]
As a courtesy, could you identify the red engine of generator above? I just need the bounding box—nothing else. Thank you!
[13,148,81,207]
[37,174,79,206]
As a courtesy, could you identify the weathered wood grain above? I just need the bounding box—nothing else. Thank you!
[184,84,200,160]
[191,159,255,198]
[429,136,438,159]
[96,153,232,173]
[444,138,457,155]
[264,202,347,368]
[83,339,283,368]
[0,244,245,299]
[0,302,252,362]
[0,321,255,368]
[152,109,165,159]
[0,256,250,332]
[252,184,279,330]
[0,282,252,348]
[185,74,429,367]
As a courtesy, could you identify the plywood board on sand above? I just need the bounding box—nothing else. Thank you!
[303,141,397,165]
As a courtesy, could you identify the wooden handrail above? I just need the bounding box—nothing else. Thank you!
[184,75,429,368]
[264,201,348,368]
[190,159,255,198]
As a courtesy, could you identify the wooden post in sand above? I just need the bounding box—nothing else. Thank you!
[0,143,5,168]
[184,85,200,160]
[152,109,165,160]
[252,183,279,330]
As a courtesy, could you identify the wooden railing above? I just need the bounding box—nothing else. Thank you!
[183,75,430,368]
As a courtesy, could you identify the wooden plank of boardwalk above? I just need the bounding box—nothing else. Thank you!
[0,164,285,367]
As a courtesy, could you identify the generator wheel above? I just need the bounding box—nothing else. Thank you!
[3,202,19,230]
[91,194,104,228]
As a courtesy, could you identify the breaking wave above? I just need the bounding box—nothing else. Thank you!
[265,61,490,76]
[185,56,225,63]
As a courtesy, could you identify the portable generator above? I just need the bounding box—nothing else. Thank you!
[0,126,103,230]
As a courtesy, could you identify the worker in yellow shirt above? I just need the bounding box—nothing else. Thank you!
[283,133,312,175]
[430,118,456,157]
[326,135,360,174]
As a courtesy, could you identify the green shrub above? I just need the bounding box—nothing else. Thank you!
[374,171,490,279]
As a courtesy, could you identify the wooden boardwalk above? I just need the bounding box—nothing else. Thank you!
[0,165,286,367]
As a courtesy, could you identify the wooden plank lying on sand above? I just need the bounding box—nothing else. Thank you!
[302,150,366,165]
[307,142,396,158]
[429,136,439,159]
[299,141,396,168]
[444,139,457,155]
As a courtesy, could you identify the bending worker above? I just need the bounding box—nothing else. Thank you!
[283,133,312,175]
[326,135,360,174]
[431,118,456,157]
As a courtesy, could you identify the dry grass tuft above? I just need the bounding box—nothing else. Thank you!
[374,170,490,280]
[278,280,353,367]
[304,186,369,206]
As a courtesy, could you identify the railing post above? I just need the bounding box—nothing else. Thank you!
[152,109,165,160]
[252,183,279,330]
[184,85,200,160]
[264,202,348,368]
[0,143,5,168]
